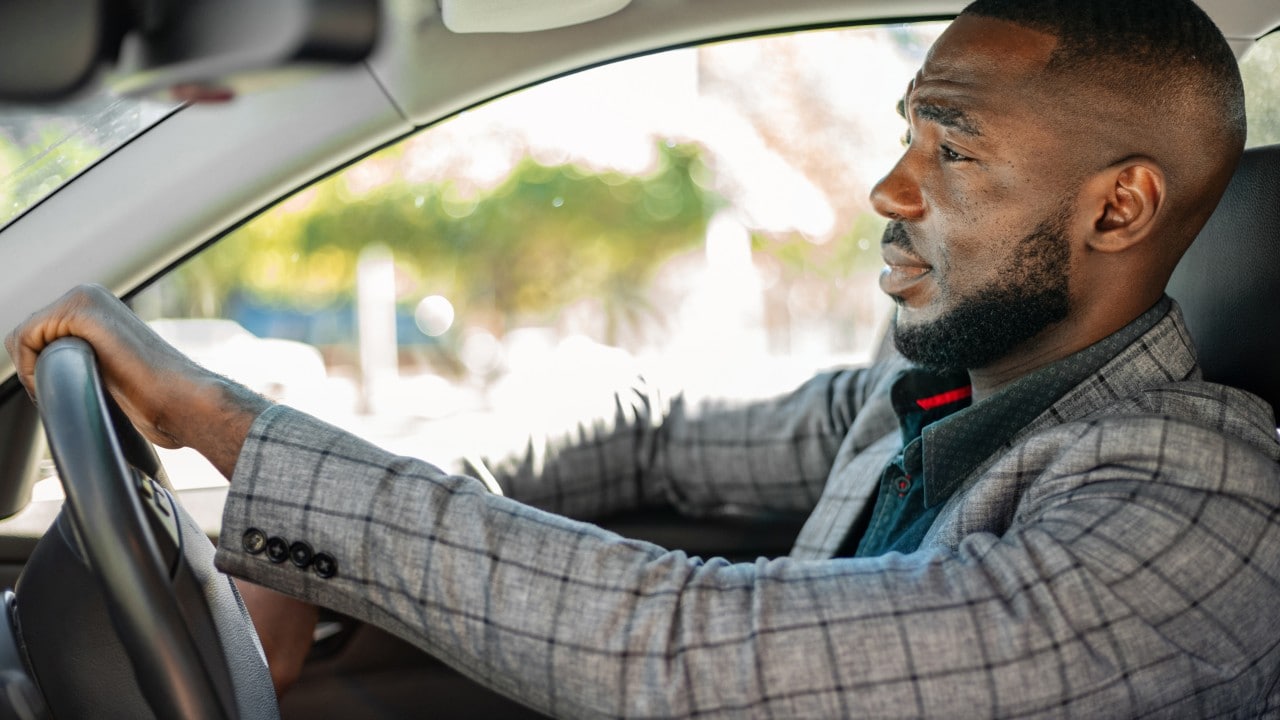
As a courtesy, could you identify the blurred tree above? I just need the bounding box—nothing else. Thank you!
[751,212,888,353]
[165,141,720,345]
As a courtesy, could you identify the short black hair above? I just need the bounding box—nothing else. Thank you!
[961,0,1246,146]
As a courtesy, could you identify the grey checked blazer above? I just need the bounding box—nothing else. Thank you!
[217,303,1280,718]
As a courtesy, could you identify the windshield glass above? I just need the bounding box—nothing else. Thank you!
[0,92,177,230]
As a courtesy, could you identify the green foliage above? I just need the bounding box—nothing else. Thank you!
[0,140,22,220]
[169,141,720,339]
[0,123,105,227]
[752,212,885,278]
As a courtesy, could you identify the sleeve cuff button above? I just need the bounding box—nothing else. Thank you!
[265,536,290,563]
[289,541,314,568]
[242,528,267,555]
[313,553,338,579]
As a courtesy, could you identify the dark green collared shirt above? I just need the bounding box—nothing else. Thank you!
[849,297,1173,557]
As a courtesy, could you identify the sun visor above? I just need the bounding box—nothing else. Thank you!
[441,0,632,33]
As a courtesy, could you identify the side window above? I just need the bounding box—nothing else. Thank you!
[129,22,946,490]
[1242,30,1280,148]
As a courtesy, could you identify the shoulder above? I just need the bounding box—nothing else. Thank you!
[1087,380,1280,462]
[1006,407,1280,518]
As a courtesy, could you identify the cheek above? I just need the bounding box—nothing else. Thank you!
[923,204,1005,291]
[921,170,1016,237]
[934,221,1030,298]
[916,164,1048,290]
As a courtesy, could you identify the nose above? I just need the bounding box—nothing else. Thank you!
[869,155,924,221]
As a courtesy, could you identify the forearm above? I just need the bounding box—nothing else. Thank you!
[481,370,867,520]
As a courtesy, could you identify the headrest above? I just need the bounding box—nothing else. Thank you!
[1167,143,1280,418]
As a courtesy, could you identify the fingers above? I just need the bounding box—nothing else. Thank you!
[6,284,197,442]
[3,326,32,402]
[9,285,120,392]
[7,284,272,472]
[5,284,104,400]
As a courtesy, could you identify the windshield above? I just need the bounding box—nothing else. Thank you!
[0,92,177,230]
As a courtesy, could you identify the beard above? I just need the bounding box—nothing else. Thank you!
[889,210,1072,372]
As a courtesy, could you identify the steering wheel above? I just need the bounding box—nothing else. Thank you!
[20,337,277,719]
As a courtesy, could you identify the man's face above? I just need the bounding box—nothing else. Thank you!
[871,15,1081,372]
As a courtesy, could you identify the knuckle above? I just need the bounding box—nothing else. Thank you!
[67,283,103,306]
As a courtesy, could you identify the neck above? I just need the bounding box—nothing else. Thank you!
[966,293,1165,402]
[967,343,1074,402]
[965,315,1112,402]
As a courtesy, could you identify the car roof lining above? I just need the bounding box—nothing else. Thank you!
[376,0,1280,133]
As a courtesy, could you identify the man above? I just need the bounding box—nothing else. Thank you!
[9,0,1280,716]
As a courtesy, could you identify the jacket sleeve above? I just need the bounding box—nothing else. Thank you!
[469,364,885,520]
[216,406,1280,718]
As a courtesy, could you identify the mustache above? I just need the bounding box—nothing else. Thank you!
[881,221,916,253]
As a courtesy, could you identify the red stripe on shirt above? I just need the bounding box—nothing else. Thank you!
[916,386,973,411]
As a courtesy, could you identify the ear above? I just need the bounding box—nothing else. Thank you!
[1083,160,1165,253]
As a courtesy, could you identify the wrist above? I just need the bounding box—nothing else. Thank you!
[178,374,272,480]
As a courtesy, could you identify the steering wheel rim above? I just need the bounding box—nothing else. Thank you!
[33,337,232,720]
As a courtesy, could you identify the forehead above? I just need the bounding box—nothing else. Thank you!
[908,15,1060,122]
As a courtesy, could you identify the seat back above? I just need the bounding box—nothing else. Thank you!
[1167,143,1280,418]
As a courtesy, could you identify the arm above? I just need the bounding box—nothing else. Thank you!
[480,368,878,521]
[2,285,876,697]
[1,284,878,698]
[219,407,1280,718]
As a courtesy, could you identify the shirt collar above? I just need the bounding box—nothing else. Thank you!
[887,296,1174,508]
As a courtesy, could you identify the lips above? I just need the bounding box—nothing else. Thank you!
[880,243,933,297]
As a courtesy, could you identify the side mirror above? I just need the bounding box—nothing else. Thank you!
[0,0,379,103]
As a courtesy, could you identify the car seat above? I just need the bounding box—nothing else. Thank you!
[1167,143,1280,419]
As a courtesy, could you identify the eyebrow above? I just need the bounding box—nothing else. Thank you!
[912,102,984,137]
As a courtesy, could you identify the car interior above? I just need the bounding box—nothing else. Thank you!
[0,0,1276,717]
[1168,143,1280,418]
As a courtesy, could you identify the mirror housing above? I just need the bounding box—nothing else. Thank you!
[0,0,107,101]
[0,0,379,103]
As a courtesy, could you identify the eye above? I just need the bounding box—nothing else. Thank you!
[939,144,970,162]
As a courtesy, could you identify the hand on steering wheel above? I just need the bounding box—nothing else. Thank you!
[30,337,276,719]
